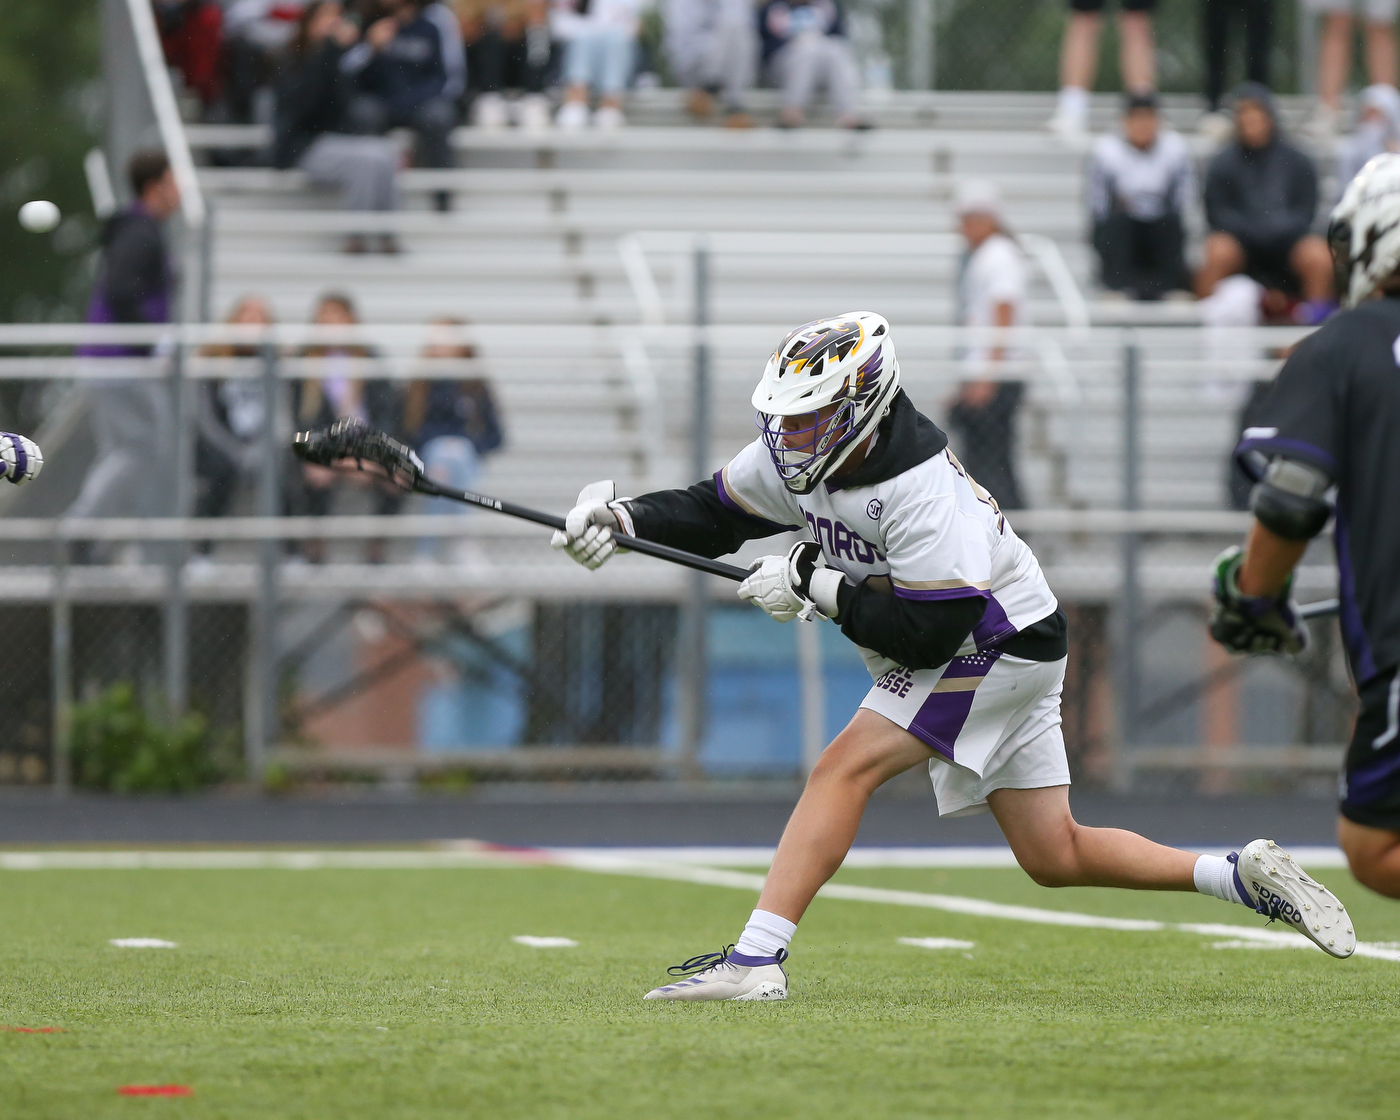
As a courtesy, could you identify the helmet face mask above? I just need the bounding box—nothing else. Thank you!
[752,312,901,494]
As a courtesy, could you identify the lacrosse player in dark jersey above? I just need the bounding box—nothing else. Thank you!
[1212,152,1400,899]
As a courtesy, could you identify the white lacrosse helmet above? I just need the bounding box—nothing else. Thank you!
[1329,152,1400,306]
[752,311,901,494]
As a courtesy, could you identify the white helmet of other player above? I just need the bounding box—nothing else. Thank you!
[1329,151,1400,306]
[752,312,900,494]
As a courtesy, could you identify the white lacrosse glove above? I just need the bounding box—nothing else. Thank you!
[738,540,845,623]
[0,433,42,486]
[550,480,636,570]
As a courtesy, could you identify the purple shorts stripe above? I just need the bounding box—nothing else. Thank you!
[906,651,1002,760]
[893,585,989,602]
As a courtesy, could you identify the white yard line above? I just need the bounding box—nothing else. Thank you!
[5,845,1394,962]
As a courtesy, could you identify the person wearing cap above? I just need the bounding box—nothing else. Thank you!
[1196,82,1335,325]
[1087,90,1194,299]
[1338,83,1400,190]
[948,180,1027,511]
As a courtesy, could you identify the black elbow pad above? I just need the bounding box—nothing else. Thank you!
[1249,457,1332,541]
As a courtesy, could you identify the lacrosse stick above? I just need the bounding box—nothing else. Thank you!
[291,419,751,581]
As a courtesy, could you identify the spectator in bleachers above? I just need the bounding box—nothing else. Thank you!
[551,0,645,130]
[457,1,556,130]
[194,295,277,554]
[1198,0,1272,139]
[69,151,184,552]
[1195,83,1336,324]
[342,0,463,183]
[220,0,307,124]
[1046,0,1156,139]
[1305,0,1398,137]
[403,317,503,560]
[664,0,758,128]
[948,179,1027,511]
[157,1,227,117]
[758,0,865,130]
[291,292,405,562]
[1338,83,1400,189]
[275,1,402,252]
[1087,90,1193,299]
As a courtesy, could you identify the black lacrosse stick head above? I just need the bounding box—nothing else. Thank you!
[291,418,424,489]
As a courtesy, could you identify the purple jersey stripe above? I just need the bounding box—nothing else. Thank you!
[893,585,989,602]
[972,594,1017,651]
[712,470,801,532]
[1233,436,1337,480]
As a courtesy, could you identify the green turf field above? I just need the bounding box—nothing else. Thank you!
[3,859,1399,1119]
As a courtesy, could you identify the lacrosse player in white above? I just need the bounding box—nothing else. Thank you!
[553,313,1356,1000]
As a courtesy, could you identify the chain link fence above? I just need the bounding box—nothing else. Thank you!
[0,322,1354,795]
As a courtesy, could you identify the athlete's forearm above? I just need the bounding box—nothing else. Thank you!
[1237,520,1310,598]
[624,478,793,559]
[835,581,988,670]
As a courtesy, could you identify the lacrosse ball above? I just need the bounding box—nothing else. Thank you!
[18,201,61,233]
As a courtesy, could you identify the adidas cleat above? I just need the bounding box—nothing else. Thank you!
[643,946,788,1002]
[1232,839,1356,959]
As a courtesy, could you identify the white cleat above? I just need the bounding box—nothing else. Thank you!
[1232,839,1357,959]
[643,946,788,1002]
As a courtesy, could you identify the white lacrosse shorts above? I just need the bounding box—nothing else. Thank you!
[859,652,1070,817]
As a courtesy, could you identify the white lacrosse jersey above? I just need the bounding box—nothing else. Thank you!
[716,436,1059,678]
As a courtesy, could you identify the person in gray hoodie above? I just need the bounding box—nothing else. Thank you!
[1195,82,1336,323]
[1338,83,1400,191]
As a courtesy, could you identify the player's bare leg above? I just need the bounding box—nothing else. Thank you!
[756,710,936,922]
[1339,817,1400,898]
[987,785,1195,890]
[1194,231,1245,298]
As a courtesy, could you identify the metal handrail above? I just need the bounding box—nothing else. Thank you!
[123,0,205,229]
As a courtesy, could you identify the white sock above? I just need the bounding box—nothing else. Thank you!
[1193,854,1249,906]
[1055,85,1089,123]
[734,909,796,959]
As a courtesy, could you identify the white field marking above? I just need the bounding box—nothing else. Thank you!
[6,847,1392,961]
[0,846,1352,871]
[898,937,975,950]
[109,938,177,949]
[513,936,578,948]
[543,850,1400,963]
[1212,940,1295,951]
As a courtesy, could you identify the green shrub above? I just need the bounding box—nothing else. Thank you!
[69,683,224,793]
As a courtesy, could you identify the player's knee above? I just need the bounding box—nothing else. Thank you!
[1342,839,1400,899]
[1013,831,1081,888]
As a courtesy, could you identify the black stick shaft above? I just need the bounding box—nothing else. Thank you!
[414,477,750,582]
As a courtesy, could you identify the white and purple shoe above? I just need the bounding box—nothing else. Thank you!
[1230,839,1356,959]
[643,945,788,1001]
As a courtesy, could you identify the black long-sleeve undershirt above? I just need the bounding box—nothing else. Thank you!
[834,580,989,670]
[624,477,795,558]
[624,479,1032,669]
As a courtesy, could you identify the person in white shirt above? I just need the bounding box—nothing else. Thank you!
[552,0,646,129]
[550,311,1359,1001]
[1087,90,1194,299]
[950,179,1028,510]
[665,0,759,127]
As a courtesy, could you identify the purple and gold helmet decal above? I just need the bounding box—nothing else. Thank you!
[772,318,865,381]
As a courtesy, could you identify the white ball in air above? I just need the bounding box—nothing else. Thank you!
[18,200,61,233]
